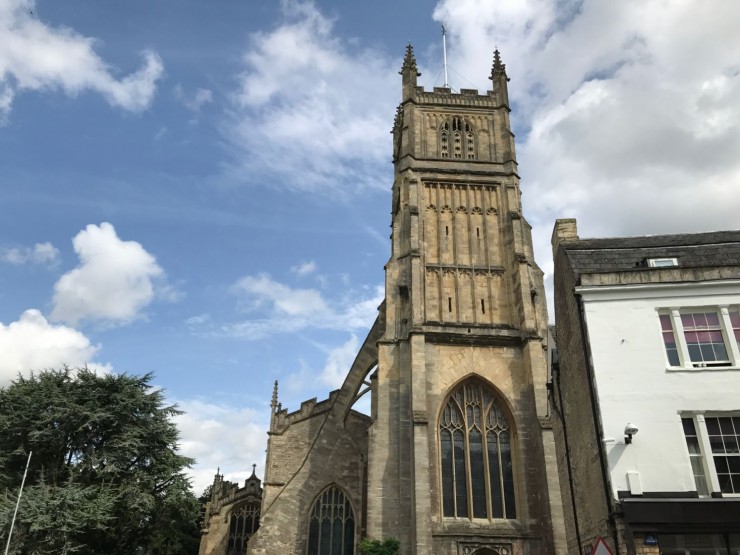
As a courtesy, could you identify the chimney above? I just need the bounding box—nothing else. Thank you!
[551,218,579,254]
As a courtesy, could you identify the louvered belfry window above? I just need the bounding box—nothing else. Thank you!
[440,379,516,519]
[307,485,355,555]
[440,117,475,159]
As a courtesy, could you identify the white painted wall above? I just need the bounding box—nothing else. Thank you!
[578,280,740,496]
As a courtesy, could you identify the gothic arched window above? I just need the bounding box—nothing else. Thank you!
[227,500,261,555]
[439,379,516,520]
[440,117,475,159]
[307,485,355,555]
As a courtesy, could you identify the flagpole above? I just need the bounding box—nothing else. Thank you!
[441,25,449,88]
[4,451,32,555]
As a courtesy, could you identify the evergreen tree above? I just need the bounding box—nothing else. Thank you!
[0,367,200,554]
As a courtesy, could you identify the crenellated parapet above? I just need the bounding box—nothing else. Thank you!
[270,389,341,434]
[411,86,501,109]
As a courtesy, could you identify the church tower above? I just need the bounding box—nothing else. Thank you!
[205,44,566,555]
[366,45,566,554]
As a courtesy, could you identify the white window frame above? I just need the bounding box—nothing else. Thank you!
[647,257,678,268]
[681,412,740,498]
[659,307,740,370]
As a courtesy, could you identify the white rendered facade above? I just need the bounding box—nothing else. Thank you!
[579,280,740,499]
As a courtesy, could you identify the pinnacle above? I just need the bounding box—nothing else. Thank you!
[400,43,420,76]
[270,379,279,409]
[490,48,510,82]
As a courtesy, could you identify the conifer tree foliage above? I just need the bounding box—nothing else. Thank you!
[0,368,200,555]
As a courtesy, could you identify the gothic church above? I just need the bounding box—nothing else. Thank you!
[199,45,566,555]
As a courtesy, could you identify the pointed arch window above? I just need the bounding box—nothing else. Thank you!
[227,500,261,555]
[440,117,476,159]
[439,379,516,520]
[307,485,356,555]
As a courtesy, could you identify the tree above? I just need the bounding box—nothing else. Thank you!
[359,537,400,555]
[0,367,201,554]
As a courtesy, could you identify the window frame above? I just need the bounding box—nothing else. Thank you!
[659,307,740,370]
[305,484,356,555]
[437,378,518,521]
[647,257,678,268]
[681,413,740,498]
[226,499,261,555]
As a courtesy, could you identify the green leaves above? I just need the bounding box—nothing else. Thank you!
[359,537,401,555]
[0,367,200,555]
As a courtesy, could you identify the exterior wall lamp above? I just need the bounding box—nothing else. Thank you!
[624,423,639,444]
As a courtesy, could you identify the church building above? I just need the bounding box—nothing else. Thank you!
[199,45,567,555]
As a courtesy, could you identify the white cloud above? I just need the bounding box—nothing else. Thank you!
[291,260,317,277]
[226,273,382,340]
[173,399,268,495]
[0,0,163,120]
[318,334,358,389]
[51,222,166,326]
[2,241,59,266]
[0,309,110,385]
[235,273,328,316]
[174,84,213,120]
[431,0,740,307]
[226,0,397,194]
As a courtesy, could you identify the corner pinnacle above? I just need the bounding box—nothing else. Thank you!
[490,48,510,82]
[400,43,420,76]
[270,380,279,410]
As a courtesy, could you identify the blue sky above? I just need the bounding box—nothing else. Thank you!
[2,0,740,493]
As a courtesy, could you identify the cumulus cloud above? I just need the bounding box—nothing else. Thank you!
[51,222,166,326]
[2,241,59,267]
[227,0,397,194]
[173,399,268,495]
[0,0,163,120]
[225,273,382,340]
[432,0,740,293]
[0,309,109,385]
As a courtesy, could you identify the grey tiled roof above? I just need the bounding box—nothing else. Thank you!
[562,230,740,274]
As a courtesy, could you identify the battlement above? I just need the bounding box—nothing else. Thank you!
[412,86,499,109]
[272,388,341,432]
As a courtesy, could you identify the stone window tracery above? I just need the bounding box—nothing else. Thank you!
[439,379,516,520]
[227,501,261,555]
[307,485,356,555]
[440,117,476,159]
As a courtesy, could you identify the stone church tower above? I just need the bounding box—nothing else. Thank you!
[199,46,566,555]
[366,45,565,554]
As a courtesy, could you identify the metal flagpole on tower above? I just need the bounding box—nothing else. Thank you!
[4,451,32,555]
[441,25,449,88]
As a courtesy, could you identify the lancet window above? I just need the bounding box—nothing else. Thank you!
[440,117,476,159]
[439,379,516,520]
[307,485,356,555]
[227,501,261,555]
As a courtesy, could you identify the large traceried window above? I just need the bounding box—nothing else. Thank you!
[227,501,261,555]
[307,485,355,555]
[439,379,516,520]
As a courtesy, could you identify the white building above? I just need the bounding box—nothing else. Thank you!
[550,219,740,555]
